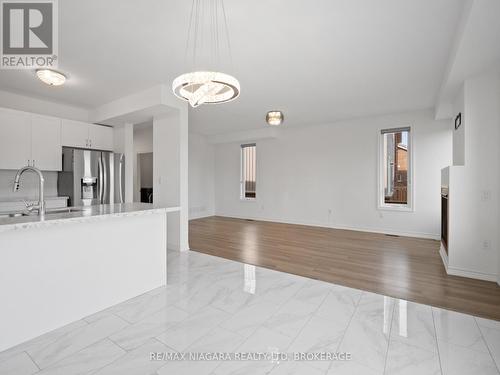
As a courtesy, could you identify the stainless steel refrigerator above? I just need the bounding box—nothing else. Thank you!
[58,147,125,207]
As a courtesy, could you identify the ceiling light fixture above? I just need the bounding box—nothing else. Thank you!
[266,111,284,126]
[172,0,240,108]
[36,69,66,86]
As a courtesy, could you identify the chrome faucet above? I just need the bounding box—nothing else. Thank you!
[13,165,46,217]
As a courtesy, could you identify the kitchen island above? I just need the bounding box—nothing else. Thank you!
[0,203,180,351]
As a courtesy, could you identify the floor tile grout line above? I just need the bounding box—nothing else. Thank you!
[208,279,309,375]
[28,320,104,369]
[0,319,91,367]
[474,317,500,373]
[382,298,396,375]
[85,337,176,375]
[23,350,40,371]
[31,337,125,374]
[327,291,372,374]
[333,289,363,353]
[432,310,499,355]
[276,287,334,374]
[106,336,130,353]
[153,340,184,375]
[210,275,306,338]
[85,284,172,325]
[259,280,331,340]
[431,307,445,375]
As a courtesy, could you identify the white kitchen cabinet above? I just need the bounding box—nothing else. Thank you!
[0,109,62,171]
[89,124,113,151]
[0,109,32,169]
[31,115,62,171]
[62,119,113,151]
[61,119,90,149]
[0,107,113,171]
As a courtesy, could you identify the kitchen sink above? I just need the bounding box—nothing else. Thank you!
[0,207,90,218]
[1,212,29,218]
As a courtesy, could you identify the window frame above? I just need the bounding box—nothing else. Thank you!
[377,126,414,212]
[240,143,257,201]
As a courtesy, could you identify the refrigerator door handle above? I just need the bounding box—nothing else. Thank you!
[103,155,108,203]
[119,154,124,203]
[98,155,104,204]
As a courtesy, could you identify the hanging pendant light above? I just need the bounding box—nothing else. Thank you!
[172,0,240,108]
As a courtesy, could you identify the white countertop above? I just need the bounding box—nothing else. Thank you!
[0,203,180,232]
[0,196,69,203]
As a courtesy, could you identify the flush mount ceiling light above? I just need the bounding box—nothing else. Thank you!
[36,69,66,86]
[172,0,240,108]
[266,111,284,126]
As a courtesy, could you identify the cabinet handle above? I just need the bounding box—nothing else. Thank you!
[27,159,30,166]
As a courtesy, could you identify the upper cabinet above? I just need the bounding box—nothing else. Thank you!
[88,124,113,151]
[0,107,114,171]
[31,115,62,171]
[61,120,89,149]
[0,109,32,170]
[62,120,113,151]
[0,109,62,171]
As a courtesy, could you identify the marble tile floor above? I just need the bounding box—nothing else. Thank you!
[1,250,499,375]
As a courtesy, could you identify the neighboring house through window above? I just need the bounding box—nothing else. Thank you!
[241,143,256,199]
[379,127,412,210]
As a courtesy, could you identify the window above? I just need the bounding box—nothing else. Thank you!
[241,144,256,199]
[379,127,412,210]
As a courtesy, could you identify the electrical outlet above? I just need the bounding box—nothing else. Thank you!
[482,240,491,250]
[481,190,491,202]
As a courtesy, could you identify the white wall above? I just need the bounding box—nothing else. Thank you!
[189,133,215,219]
[0,170,58,201]
[446,70,500,281]
[0,89,89,121]
[498,71,500,285]
[452,87,465,166]
[133,125,153,201]
[214,109,452,239]
[153,109,189,252]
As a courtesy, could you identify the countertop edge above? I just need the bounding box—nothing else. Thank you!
[0,205,181,233]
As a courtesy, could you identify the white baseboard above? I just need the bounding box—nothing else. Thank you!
[445,266,498,282]
[439,245,448,271]
[214,213,440,240]
[439,243,497,282]
[189,212,215,220]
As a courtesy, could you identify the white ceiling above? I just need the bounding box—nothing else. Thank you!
[436,0,500,118]
[0,0,465,135]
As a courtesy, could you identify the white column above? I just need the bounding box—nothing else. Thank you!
[124,123,134,203]
[153,108,189,252]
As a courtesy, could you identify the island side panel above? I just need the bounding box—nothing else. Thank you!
[0,211,167,351]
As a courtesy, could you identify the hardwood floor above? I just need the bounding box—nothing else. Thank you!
[189,216,500,321]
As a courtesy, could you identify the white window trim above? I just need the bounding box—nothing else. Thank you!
[377,127,414,212]
[240,143,257,202]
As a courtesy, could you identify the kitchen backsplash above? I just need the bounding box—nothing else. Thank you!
[0,170,58,201]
